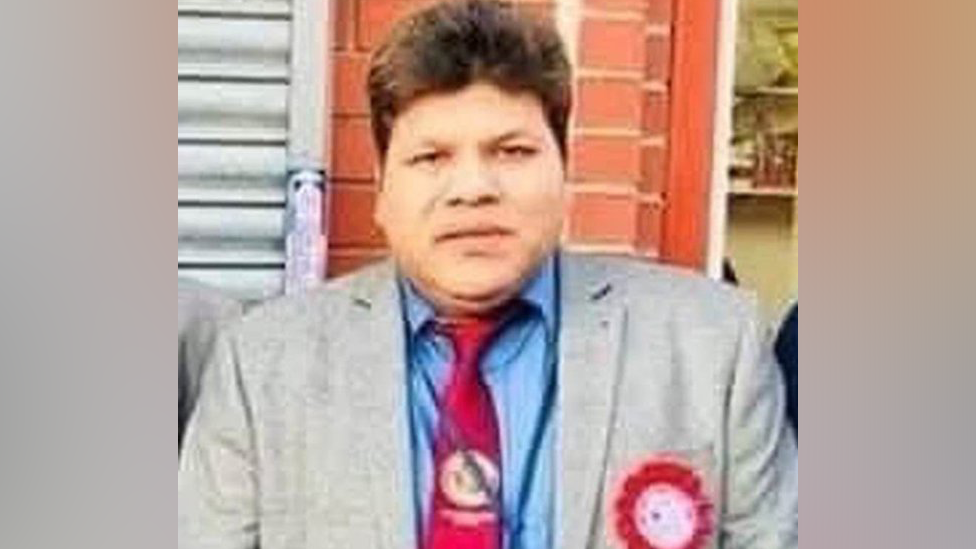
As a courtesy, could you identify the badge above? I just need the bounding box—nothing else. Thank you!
[613,459,712,549]
[439,450,500,509]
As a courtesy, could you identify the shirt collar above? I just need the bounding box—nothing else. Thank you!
[399,254,558,338]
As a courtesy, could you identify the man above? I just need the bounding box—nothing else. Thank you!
[178,2,797,548]
[178,277,242,451]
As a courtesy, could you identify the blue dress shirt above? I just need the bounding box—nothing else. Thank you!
[400,257,558,549]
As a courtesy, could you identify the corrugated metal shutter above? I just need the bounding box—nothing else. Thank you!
[178,0,294,301]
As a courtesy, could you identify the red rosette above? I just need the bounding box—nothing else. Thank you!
[613,459,713,549]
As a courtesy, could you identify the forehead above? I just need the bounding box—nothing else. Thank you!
[389,83,549,146]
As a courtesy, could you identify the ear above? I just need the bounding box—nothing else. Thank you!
[557,187,570,242]
[373,173,388,230]
[372,158,382,182]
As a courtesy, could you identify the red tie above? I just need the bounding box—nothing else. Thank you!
[427,317,502,549]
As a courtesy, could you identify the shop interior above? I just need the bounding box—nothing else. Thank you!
[724,0,798,329]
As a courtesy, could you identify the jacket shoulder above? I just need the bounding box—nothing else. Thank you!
[564,252,754,318]
[227,259,395,345]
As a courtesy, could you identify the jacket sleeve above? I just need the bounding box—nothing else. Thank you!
[721,297,798,549]
[179,329,259,549]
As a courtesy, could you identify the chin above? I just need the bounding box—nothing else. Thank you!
[434,265,523,305]
[445,271,517,298]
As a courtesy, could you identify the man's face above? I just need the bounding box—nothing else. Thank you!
[375,82,566,316]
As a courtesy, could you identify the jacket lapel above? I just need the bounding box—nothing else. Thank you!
[557,255,626,549]
[341,262,416,549]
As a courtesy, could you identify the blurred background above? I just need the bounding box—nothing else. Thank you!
[726,0,798,327]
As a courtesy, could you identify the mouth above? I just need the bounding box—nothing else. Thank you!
[435,225,514,243]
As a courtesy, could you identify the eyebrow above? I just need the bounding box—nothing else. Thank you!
[407,138,450,151]
[489,130,539,144]
[405,129,539,152]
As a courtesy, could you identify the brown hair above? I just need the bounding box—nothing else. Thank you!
[367,0,572,163]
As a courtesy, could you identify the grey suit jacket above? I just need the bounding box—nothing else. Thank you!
[179,253,797,549]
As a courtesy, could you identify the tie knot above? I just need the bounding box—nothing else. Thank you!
[435,316,499,365]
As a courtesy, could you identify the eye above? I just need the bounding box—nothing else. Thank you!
[496,144,538,160]
[406,150,448,167]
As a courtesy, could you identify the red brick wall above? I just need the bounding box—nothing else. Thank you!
[569,0,673,259]
[325,0,684,277]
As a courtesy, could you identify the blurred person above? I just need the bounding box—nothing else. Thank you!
[178,277,242,451]
[178,2,797,548]
[775,303,798,436]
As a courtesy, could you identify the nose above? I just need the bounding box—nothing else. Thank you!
[443,153,501,207]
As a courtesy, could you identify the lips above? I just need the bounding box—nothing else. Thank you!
[435,224,513,243]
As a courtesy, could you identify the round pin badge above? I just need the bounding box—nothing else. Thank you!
[439,450,500,509]
[613,459,712,549]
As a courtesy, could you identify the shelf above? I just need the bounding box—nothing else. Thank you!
[728,178,797,198]
[735,86,798,98]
